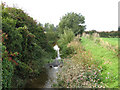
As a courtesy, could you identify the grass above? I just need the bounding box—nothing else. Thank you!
[101,38,118,46]
[81,37,118,88]
[53,35,118,88]
[53,37,105,88]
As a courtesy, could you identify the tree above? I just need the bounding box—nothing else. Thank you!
[2,3,56,88]
[44,23,56,32]
[44,23,58,45]
[118,26,120,38]
[58,12,86,35]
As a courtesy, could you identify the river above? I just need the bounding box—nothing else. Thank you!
[25,45,62,88]
[25,65,62,88]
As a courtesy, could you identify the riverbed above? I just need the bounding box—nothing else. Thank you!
[25,65,62,88]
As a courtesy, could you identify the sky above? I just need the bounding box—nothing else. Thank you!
[2,0,119,31]
[119,1,120,27]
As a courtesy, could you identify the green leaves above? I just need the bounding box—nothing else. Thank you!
[58,29,74,47]
[57,29,75,57]
[2,45,14,88]
[2,4,56,88]
[58,12,86,35]
[44,23,58,46]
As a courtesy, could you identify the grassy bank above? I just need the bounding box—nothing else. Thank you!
[81,37,118,88]
[53,37,105,88]
[54,35,118,88]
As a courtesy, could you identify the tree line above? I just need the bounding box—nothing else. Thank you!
[85,30,118,38]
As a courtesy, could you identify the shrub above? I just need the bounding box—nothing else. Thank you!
[2,3,56,88]
[57,28,75,57]
[2,45,14,88]
[58,29,75,46]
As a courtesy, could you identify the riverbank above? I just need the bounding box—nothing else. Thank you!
[2,4,56,88]
[53,37,105,88]
[53,36,118,88]
[81,37,118,88]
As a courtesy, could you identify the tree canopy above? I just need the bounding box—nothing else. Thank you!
[58,12,86,35]
[44,23,58,45]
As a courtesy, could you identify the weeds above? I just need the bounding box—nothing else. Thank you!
[53,37,105,88]
[81,36,118,88]
[57,29,75,58]
[53,33,118,88]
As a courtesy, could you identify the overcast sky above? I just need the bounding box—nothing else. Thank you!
[2,0,119,31]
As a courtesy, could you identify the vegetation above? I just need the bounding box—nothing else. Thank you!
[81,36,118,88]
[53,37,105,88]
[44,23,58,46]
[58,12,86,35]
[53,33,118,88]
[101,38,118,46]
[57,12,86,58]
[1,2,118,89]
[85,30,118,38]
[57,28,75,58]
[2,3,55,88]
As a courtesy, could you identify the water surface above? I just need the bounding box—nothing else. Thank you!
[25,66,61,88]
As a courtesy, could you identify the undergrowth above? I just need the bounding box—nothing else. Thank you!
[54,33,118,88]
[53,36,105,88]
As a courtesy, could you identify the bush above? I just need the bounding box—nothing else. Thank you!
[58,28,75,46]
[57,28,75,57]
[2,45,14,88]
[2,3,56,88]
[60,45,74,57]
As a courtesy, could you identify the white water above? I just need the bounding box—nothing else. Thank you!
[53,45,61,60]
[54,66,58,69]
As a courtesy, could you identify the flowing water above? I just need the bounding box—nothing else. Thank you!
[25,66,61,88]
[25,45,62,88]
[53,45,61,60]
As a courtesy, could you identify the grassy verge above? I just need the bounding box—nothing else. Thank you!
[81,37,118,88]
[53,37,105,88]
[53,33,118,88]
